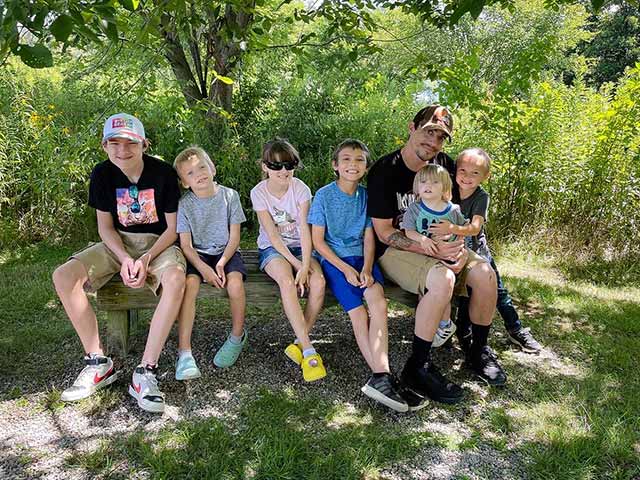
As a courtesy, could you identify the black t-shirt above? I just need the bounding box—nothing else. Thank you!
[367,149,456,258]
[459,186,490,259]
[88,154,180,236]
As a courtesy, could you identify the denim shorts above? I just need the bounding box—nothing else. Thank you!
[258,245,303,271]
[258,245,317,271]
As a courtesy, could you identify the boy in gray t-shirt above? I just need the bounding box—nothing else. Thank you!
[174,146,248,380]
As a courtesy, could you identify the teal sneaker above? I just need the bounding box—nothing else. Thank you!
[214,330,247,368]
[175,353,201,381]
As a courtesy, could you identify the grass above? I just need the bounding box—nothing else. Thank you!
[1,241,639,479]
[66,389,443,479]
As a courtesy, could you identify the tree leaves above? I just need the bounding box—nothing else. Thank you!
[50,15,74,43]
[16,45,53,68]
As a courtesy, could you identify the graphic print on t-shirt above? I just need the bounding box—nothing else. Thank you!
[394,191,416,229]
[116,188,159,226]
[272,206,297,241]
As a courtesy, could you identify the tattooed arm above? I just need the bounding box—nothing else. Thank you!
[371,217,427,254]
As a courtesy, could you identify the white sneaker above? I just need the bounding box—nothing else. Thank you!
[129,365,165,413]
[61,354,118,402]
[433,321,457,348]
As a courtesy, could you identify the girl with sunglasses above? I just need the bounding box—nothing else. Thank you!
[250,138,327,382]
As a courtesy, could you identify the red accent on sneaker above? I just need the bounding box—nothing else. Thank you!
[93,366,113,384]
[132,383,141,394]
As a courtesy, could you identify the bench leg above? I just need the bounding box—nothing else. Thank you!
[106,310,132,357]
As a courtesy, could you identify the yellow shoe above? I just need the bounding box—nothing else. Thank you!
[284,343,303,365]
[302,353,327,382]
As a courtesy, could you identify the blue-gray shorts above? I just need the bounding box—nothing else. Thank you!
[259,245,320,271]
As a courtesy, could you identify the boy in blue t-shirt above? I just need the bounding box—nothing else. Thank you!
[309,139,408,413]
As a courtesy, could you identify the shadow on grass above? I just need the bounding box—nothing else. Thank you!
[66,388,442,480]
[458,273,640,480]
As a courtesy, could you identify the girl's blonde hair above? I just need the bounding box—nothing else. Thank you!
[413,164,452,201]
[173,146,215,173]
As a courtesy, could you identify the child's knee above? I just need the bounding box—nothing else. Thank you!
[309,271,325,292]
[162,268,186,292]
[184,275,201,296]
[226,274,245,298]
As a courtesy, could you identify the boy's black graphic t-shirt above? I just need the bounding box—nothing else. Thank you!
[367,149,456,258]
[458,185,490,259]
[88,154,180,236]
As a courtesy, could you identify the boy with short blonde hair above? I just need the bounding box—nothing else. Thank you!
[174,146,248,379]
[429,147,542,353]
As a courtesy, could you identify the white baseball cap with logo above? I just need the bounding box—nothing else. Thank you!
[102,113,146,144]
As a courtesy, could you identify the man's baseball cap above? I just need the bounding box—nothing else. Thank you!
[412,105,454,140]
[102,113,146,143]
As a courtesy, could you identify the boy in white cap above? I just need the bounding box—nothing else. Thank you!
[52,113,187,413]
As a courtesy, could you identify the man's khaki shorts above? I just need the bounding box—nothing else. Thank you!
[70,231,186,295]
[378,247,486,297]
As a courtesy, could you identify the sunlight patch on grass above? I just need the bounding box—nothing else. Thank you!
[500,258,640,304]
[509,401,591,445]
[326,403,373,429]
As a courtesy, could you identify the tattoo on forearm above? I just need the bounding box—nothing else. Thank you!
[387,231,416,250]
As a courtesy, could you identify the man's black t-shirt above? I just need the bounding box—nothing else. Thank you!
[88,154,180,236]
[367,149,456,258]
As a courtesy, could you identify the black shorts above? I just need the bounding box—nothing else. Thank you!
[186,251,247,282]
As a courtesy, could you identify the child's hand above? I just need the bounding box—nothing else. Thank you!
[420,235,438,256]
[120,257,137,286]
[202,264,224,288]
[429,220,453,237]
[294,267,309,297]
[343,266,361,287]
[215,261,227,288]
[129,253,150,288]
[359,270,374,288]
[442,248,467,274]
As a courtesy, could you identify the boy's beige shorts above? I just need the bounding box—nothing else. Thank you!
[379,247,486,297]
[70,231,186,295]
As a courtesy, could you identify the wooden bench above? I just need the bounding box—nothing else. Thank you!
[97,249,418,355]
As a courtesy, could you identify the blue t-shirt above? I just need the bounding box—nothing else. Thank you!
[308,181,372,258]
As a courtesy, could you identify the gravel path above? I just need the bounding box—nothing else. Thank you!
[1,305,531,480]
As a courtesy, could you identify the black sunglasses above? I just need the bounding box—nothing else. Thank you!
[264,160,297,171]
[128,185,141,213]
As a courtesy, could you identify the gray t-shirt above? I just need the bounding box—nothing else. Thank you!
[177,185,246,255]
[401,200,467,242]
[458,186,490,259]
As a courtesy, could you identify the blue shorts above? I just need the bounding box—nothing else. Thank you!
[321,256,384,312]
[258,245,304,271]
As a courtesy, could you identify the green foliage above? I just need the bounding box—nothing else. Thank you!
[577,1,640,87]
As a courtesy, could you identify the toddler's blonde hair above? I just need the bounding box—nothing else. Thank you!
[413,164,452,201]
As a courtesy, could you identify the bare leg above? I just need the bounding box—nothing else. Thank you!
[415,266,455,341]
[348,306,375,370]
[363,283,390,373]
[52,259,103,355]
[466,262,497,326]
[177,274,201,351]
[441,303,451,323]
[141,267,186,365]
[226,272,246,337]
[265,258,313,350]
[303,257,325,331]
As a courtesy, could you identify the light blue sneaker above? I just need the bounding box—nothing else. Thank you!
[214,329,247,368]
[175,353,201,381]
